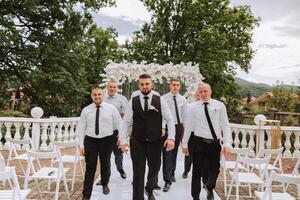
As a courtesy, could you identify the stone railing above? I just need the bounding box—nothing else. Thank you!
[0,116,79,151]
[1,113,300,157]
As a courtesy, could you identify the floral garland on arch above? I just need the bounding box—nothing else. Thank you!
[99,61,204,100]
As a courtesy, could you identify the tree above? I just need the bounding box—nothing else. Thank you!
[123,0,259,98]
[0,0,121,116]
[268,86,298,112]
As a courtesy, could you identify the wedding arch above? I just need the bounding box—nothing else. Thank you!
[100,61,204,100]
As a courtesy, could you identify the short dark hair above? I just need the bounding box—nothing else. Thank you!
[139,74,152,80]
[91,86,102,93]
[170,77,181,84]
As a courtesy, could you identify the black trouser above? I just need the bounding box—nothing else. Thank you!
[112,130,123,172]
[130,137,162,200]
[162,124,182,183]
[184,132,194,174]
[82,135,114,198]
[191,136,221,200]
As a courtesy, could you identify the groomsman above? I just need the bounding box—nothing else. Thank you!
[96,80,128,186]
[78,87,122,200]
[119,74,175,200]
[182,83,231,200]
[161,78,188,192]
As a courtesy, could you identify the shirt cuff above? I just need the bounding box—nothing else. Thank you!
[182,142,188,148]
[120,138,128,145]
[223,142,232,148]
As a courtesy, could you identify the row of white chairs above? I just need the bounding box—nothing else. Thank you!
[221,146,300,200]
[1,138,84,200]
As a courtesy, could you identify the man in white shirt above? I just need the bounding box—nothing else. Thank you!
[78,87,122,200]
[95,80,128,185]
[182,83,231,200]
[119,74,175,200]
[161,78,188,192]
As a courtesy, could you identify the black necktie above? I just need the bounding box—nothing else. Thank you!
[203,102,217,140]
[95,105,100,135]
[144,96,149,112]
[173,96,180,124]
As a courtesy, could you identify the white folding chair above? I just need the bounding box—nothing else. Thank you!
[226,155,270,200]
[6,138,41,176]
[255,147,284,174]
[51,140,84,191]
[255,170,300,200]
[220,147,252,196]
[0,166,31,200]
[24,149,70,200]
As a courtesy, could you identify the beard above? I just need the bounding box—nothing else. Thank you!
[141,89,151,95]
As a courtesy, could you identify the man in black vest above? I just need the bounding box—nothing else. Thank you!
[119,74,175,200]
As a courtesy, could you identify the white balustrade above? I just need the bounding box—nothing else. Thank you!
[0,115,300,157]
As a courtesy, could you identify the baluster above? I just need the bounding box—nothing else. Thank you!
[23,122,31,150]
[40,123,49,151]
[48,123,57,150]
[75,122,79,140]
[0,122,3,149]
[64,122,70,142]
[233,129,240,148]
[69,122,75,141]
[241,129,247,148]
[248,130,255,157]
[293,131,300,157]
[14,122,22,150]
[284,131,292,157]
[266,129,271,149]
[4,122,13,149]
[57,122,63,142]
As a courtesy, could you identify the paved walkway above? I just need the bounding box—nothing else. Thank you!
[1,148,299,199]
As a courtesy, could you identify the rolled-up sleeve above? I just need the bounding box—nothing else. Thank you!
[120,99,133,145]
[220,103,232,148]
[161,98,175,141]
[78,109,87,148]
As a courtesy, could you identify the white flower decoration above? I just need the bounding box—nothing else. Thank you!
[149,105,159,112]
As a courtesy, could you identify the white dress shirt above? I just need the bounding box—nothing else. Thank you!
[162,92,188,126]
[78,102,122,148]
[103,93,128,114]
[120,90,176,144]
[182,98,232,148]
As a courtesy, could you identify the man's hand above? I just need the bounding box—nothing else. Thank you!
[222,147,231,157]
[164,139,174,151]
[118,143,129,153]
[182,147,189,156]
[161,128,166,137]
[80,148,85,156]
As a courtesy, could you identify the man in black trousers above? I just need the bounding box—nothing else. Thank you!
[119,74,175,200]
[182,83,231,200]
[78,87,122,200]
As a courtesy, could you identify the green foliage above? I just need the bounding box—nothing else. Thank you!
[234,77,271,98]
[0,0,120,116]
[267,85,298,112]
[0,110,26,117]
[123,0,259,99]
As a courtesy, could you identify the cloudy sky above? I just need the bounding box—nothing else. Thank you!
[93,0,300,86]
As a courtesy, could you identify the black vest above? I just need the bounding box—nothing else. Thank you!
[132,94,162,142]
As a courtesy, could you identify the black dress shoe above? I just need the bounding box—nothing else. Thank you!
[163,182,171,192]
[144,189,155,200]
[153,183,161,190]
[96,180,101,186]
[182,172,188,179]
[203,185,214,200]
[82,197,90,200]
[171,176,176,182]
[102,185,110,195]
[119,169,127,179]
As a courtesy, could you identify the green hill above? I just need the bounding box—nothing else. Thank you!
[234,77,271,98]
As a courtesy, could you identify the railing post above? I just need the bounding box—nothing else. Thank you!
[31,107,44,150]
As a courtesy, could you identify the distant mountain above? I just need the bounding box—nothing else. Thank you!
[234,77,272,98]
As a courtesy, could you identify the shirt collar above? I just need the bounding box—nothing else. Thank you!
[93,102,104,108]
[200,98,212,105]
